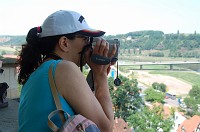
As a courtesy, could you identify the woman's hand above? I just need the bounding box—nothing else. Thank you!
[79,38,116,131]
[85,38,117,76]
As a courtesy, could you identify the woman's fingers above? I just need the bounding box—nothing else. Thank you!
[108,44,117,58]
[92,38,101,54]
[98,40,107,56]
[103,42,109,57]
[92,38,117,61]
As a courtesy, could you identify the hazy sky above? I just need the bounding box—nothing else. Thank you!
[0,0,199,35]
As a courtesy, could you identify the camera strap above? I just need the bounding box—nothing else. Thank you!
[45,53,62,60]
[114,61,121,86]
[81,37,121,90]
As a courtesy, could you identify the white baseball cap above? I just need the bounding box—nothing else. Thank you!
[39,10,105,38]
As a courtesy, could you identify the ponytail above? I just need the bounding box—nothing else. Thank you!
[17,27,43,85]
[17,27,77,85]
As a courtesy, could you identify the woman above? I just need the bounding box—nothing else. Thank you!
[18,10,116,132]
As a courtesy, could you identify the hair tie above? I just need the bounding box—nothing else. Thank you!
[37,26,42,33]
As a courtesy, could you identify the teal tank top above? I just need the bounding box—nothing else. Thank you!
[18,60,75,132]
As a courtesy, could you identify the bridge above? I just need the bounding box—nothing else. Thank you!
[118,61,200,70]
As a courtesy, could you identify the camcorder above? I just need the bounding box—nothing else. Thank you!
[91,38,120,65]
[86,38,121,91]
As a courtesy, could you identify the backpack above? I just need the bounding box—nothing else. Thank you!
[48,64,100,132]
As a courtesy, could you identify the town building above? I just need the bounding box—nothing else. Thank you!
[177,115,200,132]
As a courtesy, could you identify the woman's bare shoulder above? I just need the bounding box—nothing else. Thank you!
[57,60,78,69]
[55,60,84,82]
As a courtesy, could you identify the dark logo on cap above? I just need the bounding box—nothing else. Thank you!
[78,16,85,23]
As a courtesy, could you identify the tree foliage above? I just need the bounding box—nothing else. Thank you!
[144,88,165,103]
[184,85,200,116]
[189,85,200,99]
[108,75,144,121]
[152,82,166,92]
[1,31,200,58]
[0,35,26,45]
[149,52,164,57]
[127,105,174,132]
[103,31,200,58]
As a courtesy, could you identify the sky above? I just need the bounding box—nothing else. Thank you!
[0,0,200,35]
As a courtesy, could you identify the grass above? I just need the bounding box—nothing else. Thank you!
[0,46,16,55]
[149,71,200,86]
[0,46,16,51]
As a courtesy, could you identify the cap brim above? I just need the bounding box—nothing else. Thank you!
[78,29,105,37]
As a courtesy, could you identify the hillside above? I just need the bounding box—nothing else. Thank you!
[0,30,200,58]
[0,35,25,46]
[104,30,200,58]
[104,30,200,50]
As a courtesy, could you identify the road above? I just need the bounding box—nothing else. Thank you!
[111,65,180,107]
[164,98,179,107]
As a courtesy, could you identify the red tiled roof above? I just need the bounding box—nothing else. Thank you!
[177,115,200,132]
[163,105,171,119]
[2,54,18,59]
[178,112,185,116]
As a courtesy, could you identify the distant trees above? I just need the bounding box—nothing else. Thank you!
[189,85,200,98]
[169,49,200,58]
[1,31,200,52]
[152,82,166,92]
[149,52,164,57]
[1,31,200,58]
[177,30,179,35]
[184,85,200,116]
[103,31,200,58]
[0,35,26,46]
[1,50,6,55]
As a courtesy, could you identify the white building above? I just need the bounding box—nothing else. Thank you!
[170,112,186,132]
[126,36,132,40]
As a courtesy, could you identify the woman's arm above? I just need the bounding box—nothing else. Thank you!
[55,61,114,132]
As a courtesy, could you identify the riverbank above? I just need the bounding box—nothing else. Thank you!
[134,70,193,95]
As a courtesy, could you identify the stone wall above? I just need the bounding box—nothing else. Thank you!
[0,59,19,99]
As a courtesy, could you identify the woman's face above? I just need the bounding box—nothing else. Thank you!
[68,35,90,66]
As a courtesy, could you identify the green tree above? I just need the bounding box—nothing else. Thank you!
[152,82,166,93]
[127,105,174,132]
[144,88,165,103]
[159,83,166,93]
[152,82,159,90]
[183,85,200,116]
[1,50,6,55]
[108,75,144,121]
[189,85,200,99]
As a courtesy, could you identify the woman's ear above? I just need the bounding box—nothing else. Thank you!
[58,36,69,52]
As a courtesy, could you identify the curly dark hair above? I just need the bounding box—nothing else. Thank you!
[17,27,76,85]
